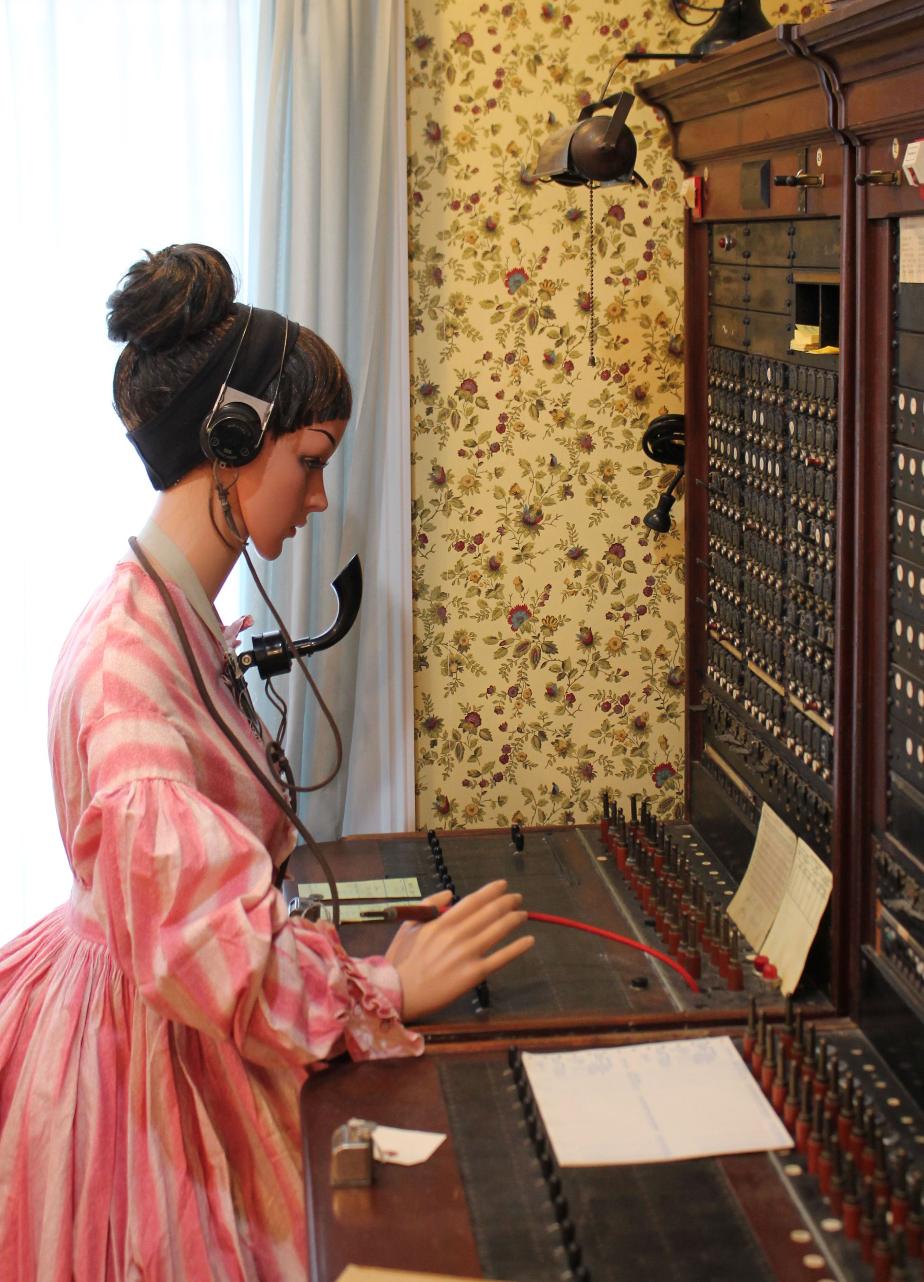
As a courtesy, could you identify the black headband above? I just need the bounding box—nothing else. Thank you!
[126,304,295,490]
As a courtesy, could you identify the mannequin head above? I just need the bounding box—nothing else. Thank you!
[107,244,351,453]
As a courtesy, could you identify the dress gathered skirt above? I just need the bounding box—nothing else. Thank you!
[0,559,421,1281]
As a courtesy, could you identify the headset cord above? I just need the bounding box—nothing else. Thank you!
[128,536,342,927]
[395,904,699,993]
[241,543,344,792]
[210,464,344,791]
[526,912,699,993]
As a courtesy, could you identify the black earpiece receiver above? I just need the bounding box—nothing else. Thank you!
[200,307,292,469]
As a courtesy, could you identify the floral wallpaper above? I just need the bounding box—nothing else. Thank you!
[405,0,823,830]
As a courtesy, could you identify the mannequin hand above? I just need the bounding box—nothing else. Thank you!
[385,880,534,1022]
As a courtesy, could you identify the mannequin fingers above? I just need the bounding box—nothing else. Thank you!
[477,933,536,979]
[467,908,530,958]
[440,880,511,922]
[463,893,525,941]
[440,889,523,938]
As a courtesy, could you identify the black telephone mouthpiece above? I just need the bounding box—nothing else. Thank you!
[239,555,362,679]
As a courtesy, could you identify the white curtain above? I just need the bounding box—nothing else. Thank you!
[245,0,414,837]
[0,0,257,942]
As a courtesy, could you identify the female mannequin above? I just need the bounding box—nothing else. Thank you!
[0,244,533,1281]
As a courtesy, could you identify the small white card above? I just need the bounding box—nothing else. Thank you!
[347,1118,446,1166]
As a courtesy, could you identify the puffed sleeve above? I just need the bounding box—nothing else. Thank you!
[69,707,423,1069]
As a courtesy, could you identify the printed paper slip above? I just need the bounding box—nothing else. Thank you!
[298,877,421,923]
[761,839,833,996]
[728,805,798,951]
[900,218,924,284]
[523,1036,792,1167]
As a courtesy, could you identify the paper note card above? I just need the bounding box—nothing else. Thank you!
[728,805,798,951]
[523,1037,792,1167]
[761,839,833,996]
[900,218,924,284]
[346,1119,446,1167]
[298,878,421,923]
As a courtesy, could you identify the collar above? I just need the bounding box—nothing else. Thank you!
[130,517,228,653]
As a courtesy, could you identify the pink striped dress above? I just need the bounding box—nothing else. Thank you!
[0,556,421,1281]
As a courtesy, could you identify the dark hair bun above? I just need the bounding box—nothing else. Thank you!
[106,243,236,352]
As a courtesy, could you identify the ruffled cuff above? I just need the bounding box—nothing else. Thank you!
[318,923,423,1062]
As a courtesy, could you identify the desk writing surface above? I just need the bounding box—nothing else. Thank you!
[303,1029,898,1282]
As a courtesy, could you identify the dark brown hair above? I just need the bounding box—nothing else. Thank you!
[107,243,352,432]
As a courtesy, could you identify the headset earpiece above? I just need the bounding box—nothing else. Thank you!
[128,306,294,490]
[198,308,292,470]
[200,400,266,467]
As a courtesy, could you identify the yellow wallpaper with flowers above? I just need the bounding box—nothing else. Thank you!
[406,0,823,831]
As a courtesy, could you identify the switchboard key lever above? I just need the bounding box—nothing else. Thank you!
[752,1011,767,1080]
[761,1027,776,1097]
[802,1023,817,1087]
[828,1141,845,1217]
[807,1095,824,1176]
[796,1077,812,1155]
[792,1008,805,1068]
[842,1155,861,1240]
[889,1229,910,1282]
[873,1134,890,1204]
[818,1113,835,1196]
[837,1074,854,1150]
[905,1169,923,1257]
[870,1203,890,1276]
[781,995,795,1052]
[862,1109,880,1181]
[727,928,743,991]
[849,1095,866,1165]
[771,1036,787,1115]
[783,1060,800,1134]
[813,1037,830,1102]
[890,1148,909,1229]
[742,996,757,1064]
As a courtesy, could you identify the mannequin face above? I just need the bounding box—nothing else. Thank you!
[234,419,347,559]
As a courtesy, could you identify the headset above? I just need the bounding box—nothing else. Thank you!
[199,306,291,468]
[127,304,292,489]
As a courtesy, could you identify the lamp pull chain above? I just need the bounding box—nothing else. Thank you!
[588,182,596,367]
